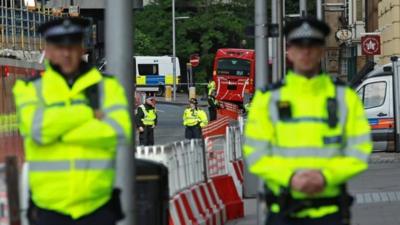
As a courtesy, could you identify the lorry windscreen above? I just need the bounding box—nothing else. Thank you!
[217,58,250,76]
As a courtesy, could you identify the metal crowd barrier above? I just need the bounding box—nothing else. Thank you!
[136,122,244,197]
[136,139,205,196]
[205,135,227,178]
[226,121,243,161]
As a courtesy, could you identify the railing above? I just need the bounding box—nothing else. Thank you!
[136,121,244,197]
[136,139,206,196]
[205,135,227,178]
[0,2,58,51]
[226,121,243,161]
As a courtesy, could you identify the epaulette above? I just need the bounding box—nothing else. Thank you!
[332,77,347,86]
[23,72,42,82]
[261,80,285,92]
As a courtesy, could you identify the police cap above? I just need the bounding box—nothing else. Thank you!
[284,17,330,46]
[189,98,198,105]
[38,17,90,45]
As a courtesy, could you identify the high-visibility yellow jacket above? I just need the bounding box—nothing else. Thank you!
[244,71,372,218]
[138,104,157,126]
[13,62,131,219]
[208,80,216,96]
[183,108,208,128]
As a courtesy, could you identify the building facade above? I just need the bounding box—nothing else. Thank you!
[324,0,344,78]
[324,0,380,80]
[378,0,400,65]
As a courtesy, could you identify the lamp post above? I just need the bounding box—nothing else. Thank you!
[172,0,189,101]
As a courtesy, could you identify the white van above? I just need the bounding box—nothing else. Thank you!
[135,56,181,95]
[354,61,397,151]
[98,56,181,96]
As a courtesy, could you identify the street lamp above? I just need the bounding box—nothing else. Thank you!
[172,0,189,101]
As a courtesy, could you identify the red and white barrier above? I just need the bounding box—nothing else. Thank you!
[137,107,246,225]
[169,180,229,225]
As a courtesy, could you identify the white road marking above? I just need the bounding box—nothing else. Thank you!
[356,191,400,204]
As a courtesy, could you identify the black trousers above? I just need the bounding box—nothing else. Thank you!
[28,190,123,225]
[185,125,202,139]
[266,212,344,225]
[29,202,120,225]
[208,106,217,121]
[139,126,154,146]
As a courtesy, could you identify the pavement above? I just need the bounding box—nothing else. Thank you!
[227,152,400,225]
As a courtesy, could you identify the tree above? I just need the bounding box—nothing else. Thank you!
[134,0,254,88]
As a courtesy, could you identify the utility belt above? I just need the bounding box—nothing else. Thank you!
[186,123,201,128]
[265,187,353,225]
[28,188,124,222]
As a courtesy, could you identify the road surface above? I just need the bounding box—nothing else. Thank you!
[153,103,208,145]
[227,153,400,225]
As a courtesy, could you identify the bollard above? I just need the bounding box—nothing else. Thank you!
[165,85,172,101]
[189,86,196,99]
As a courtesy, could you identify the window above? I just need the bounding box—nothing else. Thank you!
[138,64,159,75]
[217,59,251,76]
[363,82,386,109]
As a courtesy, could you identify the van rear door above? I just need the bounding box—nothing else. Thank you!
[356,75,393,150]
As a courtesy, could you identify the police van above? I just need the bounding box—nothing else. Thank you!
[98,56,181,96]
[353,59,399,151]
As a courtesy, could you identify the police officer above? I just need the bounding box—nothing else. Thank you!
[13,18,131,225]
[208,90,220,121]
[136,96,157,146]
[183,98,208,139]
[207,79,216,97]
[244,17,372,225]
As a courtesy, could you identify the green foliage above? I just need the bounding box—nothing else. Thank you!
[134,0,254,82]
[134,0,317,84]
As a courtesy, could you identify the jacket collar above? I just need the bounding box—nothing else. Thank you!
[285,70,332,94]
[44,60,103,96]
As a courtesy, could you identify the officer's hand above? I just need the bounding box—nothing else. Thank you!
[291,170,325,195]
[290,172,309,192]
[139,127,144,132]
[300,170,325,195]
[95,110,104,120]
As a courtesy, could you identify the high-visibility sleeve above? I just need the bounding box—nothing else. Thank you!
[182,109,189,126]
[135,106,145,128]
[13,80,93,145]
[198,110,208,128]
[62,78,132,148]
[322,88,372,186]
[244,91,295,187]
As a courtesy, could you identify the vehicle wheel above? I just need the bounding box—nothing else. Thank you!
[156,86,165,97]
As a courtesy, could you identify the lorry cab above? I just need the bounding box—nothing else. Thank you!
[355,62,395,151]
